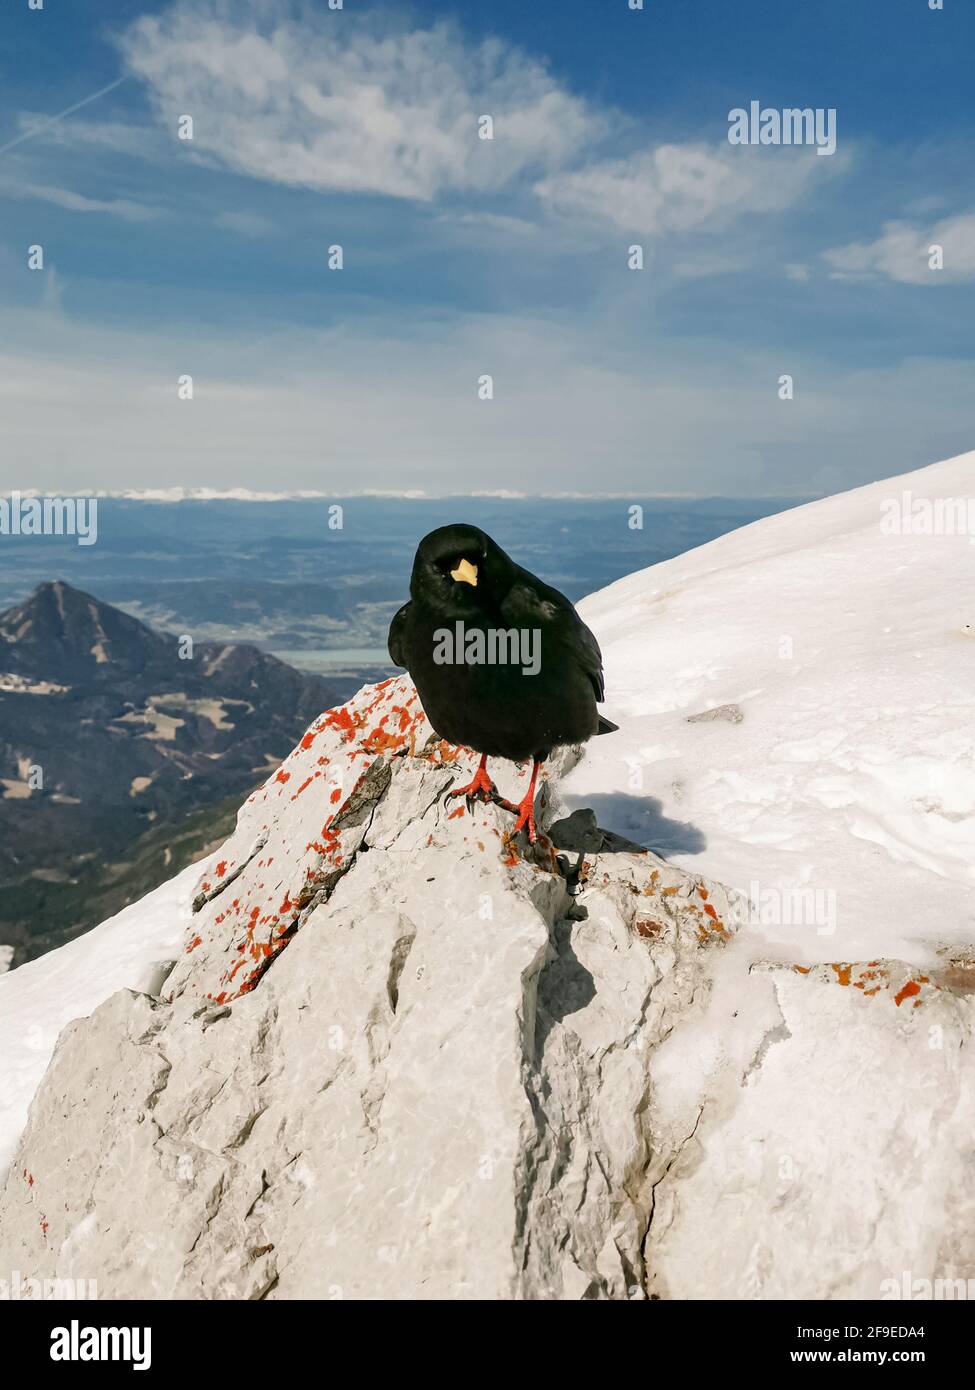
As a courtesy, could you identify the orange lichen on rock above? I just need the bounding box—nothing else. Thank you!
[361,722,409,755]
[391,703,414,732]
[322,707,359,740]
[635,918,663,939]
[185,679,432,1009]
[804,961,938,1008]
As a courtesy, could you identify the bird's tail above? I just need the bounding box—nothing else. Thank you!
[597,715,619,735]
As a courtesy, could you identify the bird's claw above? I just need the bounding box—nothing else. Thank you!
[508,795,538,843]
[447,763,502,808]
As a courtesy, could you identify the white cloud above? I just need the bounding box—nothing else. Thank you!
[118,2,602,201]
[105,0,837,249]
[440,211,542,239]
[13,113,157,157]
[15,183,159,222]
[535,142,839,234]
[39,265,64,314]
[824,212,975,285]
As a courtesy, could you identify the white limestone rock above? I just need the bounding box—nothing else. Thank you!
[0,678,735,1299]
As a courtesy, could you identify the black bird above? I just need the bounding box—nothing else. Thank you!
[388,524,617,842]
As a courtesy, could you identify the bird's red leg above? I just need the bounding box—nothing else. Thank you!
[447,752,501,806]
[508,759,542,843]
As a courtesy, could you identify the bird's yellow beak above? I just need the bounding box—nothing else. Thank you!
[450,558,478,587]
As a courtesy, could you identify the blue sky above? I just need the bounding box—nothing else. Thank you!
[1,0,973,496]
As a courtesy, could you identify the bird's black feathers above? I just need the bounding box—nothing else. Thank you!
[388,524,617,763]
[387,603,409,670]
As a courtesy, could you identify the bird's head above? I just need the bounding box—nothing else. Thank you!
[410,523,513,611]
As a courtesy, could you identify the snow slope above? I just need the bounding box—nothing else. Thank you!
[567,449,975,965]
[0,863,198,1175]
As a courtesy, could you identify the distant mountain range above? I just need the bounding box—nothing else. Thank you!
[0,581,342,967]
[9,488,808,501]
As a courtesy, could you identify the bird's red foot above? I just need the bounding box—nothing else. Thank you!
[506,759,543,844]
[509,791,538,843]
[447,755,502,807]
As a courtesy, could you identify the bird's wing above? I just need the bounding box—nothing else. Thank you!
[387,602,411,669]
[572,613,607,702]
[503,575,606,702]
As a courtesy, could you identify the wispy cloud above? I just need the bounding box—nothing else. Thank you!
[535,142,843,235]
[39,265,64,314]
[111,0,837,254]
[117,4,602,200]
[214,209,275,238]
[11,182,160,222]
[11,113,157,157]
[824,211,975,285]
